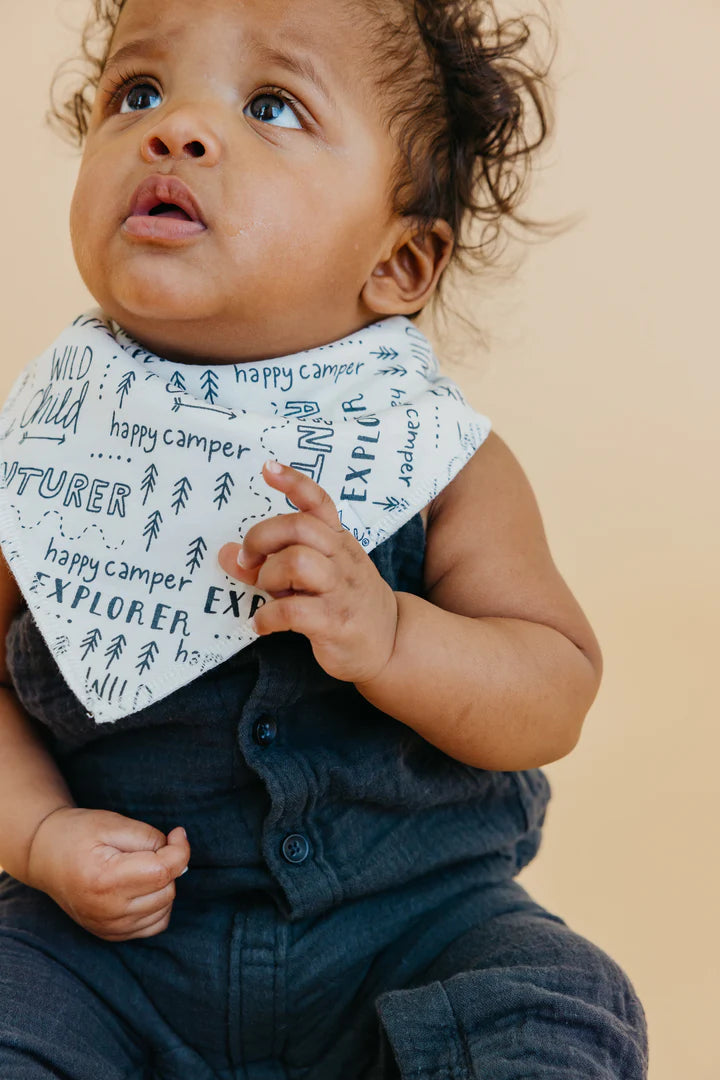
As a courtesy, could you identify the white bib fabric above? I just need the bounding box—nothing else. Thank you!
[0,310,491,724]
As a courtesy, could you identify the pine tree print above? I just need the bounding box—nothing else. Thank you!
[80,627,102,660]
[143,510,163,552]
[372,345,406,377]
[201,369,219,404]
[136,641,159,675]
[213,472,234,510]
[104,634,127,670]
[370,346,399,362]
[29,572,45,594]
[372,496,408,513]
[169,371,187,393]
[171,476,192,515]
[186,536,207,574]
[140,463,159,506]
[116,371,136,409]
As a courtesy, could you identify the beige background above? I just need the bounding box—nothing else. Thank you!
[1,1,718,1077]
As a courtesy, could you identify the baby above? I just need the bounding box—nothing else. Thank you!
[0,0,649,1078]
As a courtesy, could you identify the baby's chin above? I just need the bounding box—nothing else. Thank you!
[97,294,376,365]
[96,302,306,366]
[88,288,253,363]
[103,311,256,365]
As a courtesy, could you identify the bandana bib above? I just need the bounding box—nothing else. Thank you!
[0,311,491,724]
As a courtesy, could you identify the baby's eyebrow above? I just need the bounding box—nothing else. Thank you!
[103,35,175,78]
[249,43,337,111]
[102,34,337,111]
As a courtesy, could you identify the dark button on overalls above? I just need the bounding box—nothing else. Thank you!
[253,716,278,746]
[0,516,648,1079]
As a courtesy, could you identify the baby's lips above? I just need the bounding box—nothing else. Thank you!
[126,173,206,225]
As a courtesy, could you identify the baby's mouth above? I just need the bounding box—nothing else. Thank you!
[147,203,196,221]
[124,175,207,242]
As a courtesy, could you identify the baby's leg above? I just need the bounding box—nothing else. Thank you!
[0,930,148,1079]
[0,876,215,1080]
[371,882,648,1080]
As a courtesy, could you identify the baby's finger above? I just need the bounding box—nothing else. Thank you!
[165,826,190,861]
[220,511,339,578]
[153,835,191,879]
[252,593,328,639]
[217,541,257,583]
[261,461,342,529]
[124,909,173,940]
[99,884,176,928]
[123,881,177,915]
[100,906,173,941]
[105,844,187,893]
[255,545,335,597]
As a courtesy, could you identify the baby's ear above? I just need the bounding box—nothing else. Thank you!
[362,219,454,316]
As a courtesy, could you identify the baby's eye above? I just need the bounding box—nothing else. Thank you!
[119,82,163,114]
[244,92,302,130]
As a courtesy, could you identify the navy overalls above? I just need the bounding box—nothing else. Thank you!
[0,515,648,1079]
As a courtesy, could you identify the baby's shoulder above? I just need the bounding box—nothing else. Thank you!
[421,431,602,670]
[423,429,540,595]
[426,430,534,537]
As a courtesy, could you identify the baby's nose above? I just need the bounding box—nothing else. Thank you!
[140,107,222,166]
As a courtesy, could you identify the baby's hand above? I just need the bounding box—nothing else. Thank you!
[217,461,398,684]
[26,807,190,941]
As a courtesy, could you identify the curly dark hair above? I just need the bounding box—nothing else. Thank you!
[49,0,555,318]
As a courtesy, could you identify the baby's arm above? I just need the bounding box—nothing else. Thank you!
[0,551,77,883]
[357,431,603,769]
[0,551,190,938]
[219,441,602,771]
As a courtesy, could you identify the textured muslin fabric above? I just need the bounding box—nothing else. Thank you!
[0,310,490,723]
[0,517,649,1077]
[0,871,649,1080]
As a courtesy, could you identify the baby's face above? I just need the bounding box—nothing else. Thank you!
[70,0,407,363]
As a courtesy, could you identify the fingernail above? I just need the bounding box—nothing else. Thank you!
[180,866,189,876]
[236,545,247,568]
[178,827,187,840]
[265,460,282,474]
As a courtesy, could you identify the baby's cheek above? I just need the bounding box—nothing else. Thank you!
[69,169,103,278]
